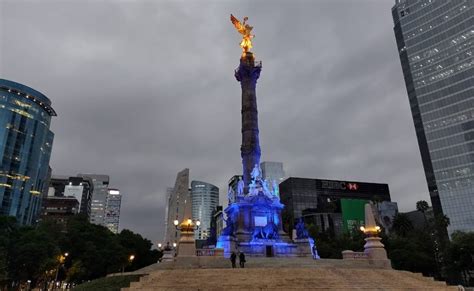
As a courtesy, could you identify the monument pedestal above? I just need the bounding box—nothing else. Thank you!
[342,204,391,269]
[177,230,196,257]
[364,236,391,268]
[293,239,313,257]
[218,194,311,257]
[216,235,238,258]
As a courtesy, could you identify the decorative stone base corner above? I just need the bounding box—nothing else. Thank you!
[341,236,392,269]
[364,236,391,269]
[216,235,238,258]
[177,230,196,257]
[293,239,312,257]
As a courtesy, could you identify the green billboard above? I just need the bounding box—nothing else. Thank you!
[341,199,369,233]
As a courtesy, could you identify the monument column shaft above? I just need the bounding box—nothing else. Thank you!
[235,53,261,188]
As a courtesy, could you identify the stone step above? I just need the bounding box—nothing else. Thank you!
[124,268,457,291]
[135,257,381,274]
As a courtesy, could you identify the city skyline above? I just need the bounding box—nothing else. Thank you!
[1,0,431,243]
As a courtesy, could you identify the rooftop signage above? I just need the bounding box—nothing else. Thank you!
[321,180,359,191]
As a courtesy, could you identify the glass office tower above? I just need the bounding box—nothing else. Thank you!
[260,161,285,193]
[0,79,56,225]
[392,0,473,234]
[191,180,219,240]
[105,188,122,234]
[78,174,110,226]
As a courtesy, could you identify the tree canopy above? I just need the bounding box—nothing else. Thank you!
[0,215,161,289]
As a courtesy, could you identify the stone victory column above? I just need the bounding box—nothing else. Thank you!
[231,14,262,192]
[217,15,311,257]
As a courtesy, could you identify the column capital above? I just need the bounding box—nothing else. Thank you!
[235,55,262,82]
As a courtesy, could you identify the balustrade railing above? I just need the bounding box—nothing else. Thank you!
[196,248,224,257]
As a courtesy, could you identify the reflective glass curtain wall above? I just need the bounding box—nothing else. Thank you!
[0,79,56,225]
[191,181,219,240]
[105,189,121,234]
[78,174,110,226]
[392,0,474,234]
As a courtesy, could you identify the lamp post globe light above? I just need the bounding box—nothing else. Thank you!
[173,218,200,257]
[54,252,69,287]
[122,254,135,274]
[359,204,390,267]
[173,218,201,232]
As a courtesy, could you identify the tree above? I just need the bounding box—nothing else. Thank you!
[60,215,125,281]
[391,213,414,237]
[66,261,88,283]
[7,226,60,286]
[416,200,429,213]
[0,216,17,287]
[388,232,438,276]
[306,223,366,259]
[0,215,160,287]
[445,231,474,286]
[117,229,160,272]
[416,200,430,226]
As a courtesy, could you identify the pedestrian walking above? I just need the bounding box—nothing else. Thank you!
[239,252,246,268]
[230,252,237,268]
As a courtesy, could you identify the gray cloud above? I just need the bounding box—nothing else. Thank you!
[0,0,429,243]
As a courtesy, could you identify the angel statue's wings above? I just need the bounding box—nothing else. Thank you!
[230,14,249,36]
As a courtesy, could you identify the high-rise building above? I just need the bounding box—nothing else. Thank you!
[260,161,285,193]
[279,178,391,235]
[392,0,474,234]
[0,79,56,225]
[227,175,242,204]
[78,174,109,226]
[260,161,285,182]
[41,196,79,225]
[164,169,191,245]
[105,188,122,234]
[48,175,93,218]
[191,181,219,240]
[163,187,174,243]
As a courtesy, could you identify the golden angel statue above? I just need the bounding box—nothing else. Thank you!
[230,14,254,57]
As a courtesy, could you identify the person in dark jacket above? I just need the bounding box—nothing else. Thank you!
[239,252,246,268]
[230,252,237,268]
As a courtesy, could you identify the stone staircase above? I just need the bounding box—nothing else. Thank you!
[123,257,459,290]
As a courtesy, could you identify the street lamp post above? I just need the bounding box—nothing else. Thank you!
[54,252,68,290]
[121,254,135,274]
[359,204,390,267]
[173,218,200,257]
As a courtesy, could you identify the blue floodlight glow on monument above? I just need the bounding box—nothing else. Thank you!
[217,14,315,257]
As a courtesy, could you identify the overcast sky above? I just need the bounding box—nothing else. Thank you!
[0,0,430,244]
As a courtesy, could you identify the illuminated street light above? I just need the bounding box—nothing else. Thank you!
[55,252,69,284]
[172,218,200,256]
[122,255,135,274]
[174,218,200,231]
